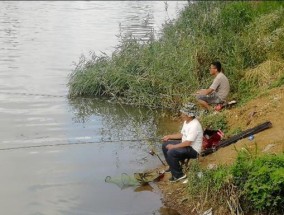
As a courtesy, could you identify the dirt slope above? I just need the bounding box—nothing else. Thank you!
[157,86,284,215]
[202,86,284,166]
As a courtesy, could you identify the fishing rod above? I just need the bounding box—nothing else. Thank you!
[0,91,195,101]
[0,91,66,98]
[0,138,168,167]
[0,137,161,151]
[148,149,166,166]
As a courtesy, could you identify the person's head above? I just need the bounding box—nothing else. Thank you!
[180,103,198,121]
[210,61,222,75]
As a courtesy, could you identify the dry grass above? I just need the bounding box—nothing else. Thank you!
[244,60,284,88]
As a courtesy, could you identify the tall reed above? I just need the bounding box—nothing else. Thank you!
[68,1,284,110]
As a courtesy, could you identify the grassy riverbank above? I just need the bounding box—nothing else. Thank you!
[68,1,284,109]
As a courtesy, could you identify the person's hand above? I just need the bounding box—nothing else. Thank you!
[162,135,170,142]
[196,89,206,95]
[166,144,176,150]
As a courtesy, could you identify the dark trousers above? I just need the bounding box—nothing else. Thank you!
[162,140,198,178]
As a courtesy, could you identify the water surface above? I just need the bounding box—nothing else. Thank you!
[0,1,186,214]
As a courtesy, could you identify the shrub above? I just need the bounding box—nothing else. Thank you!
[243,154,284,212]
[232,151,284,213]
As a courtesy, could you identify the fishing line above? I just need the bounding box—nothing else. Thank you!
[0,91,66,98]
[0,91,190,99]
[0,138,160,151]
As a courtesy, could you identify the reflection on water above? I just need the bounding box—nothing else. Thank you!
[0,1,186,214]
[68,97,158,141]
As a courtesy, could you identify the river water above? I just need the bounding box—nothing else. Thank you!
[0,1,186,215]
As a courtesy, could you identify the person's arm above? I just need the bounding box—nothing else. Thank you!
[162,133,182,141]
[166,140,192,150]
[196,88,214,95]
[166,124,199,150]
[196,74,221,95]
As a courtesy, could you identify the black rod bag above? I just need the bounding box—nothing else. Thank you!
[201,121,272,157]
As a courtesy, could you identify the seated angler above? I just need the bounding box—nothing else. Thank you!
[196,61,230,112]
[161,104,203,182]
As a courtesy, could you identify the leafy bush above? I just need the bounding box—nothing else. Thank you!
[232,151,284,213]
[231,148,255,189]
[244,155,284,211]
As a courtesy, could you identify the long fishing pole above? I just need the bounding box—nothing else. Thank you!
[0,91,193,99]
[0,138,160,152]
[149,149,166,166]
[0,91,66,98]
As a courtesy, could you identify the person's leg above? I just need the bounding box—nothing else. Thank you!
[196,94,212,111]
[196,93,222,111]
[166,147,189,179]
[197,99,211,110]
[185,146,198,160]
[162,140,180,168]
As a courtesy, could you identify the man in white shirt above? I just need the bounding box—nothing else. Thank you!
[196,61,230,111]
[161,103,203,182]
